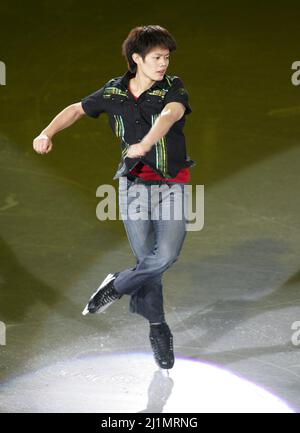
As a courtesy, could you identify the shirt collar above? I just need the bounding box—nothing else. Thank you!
[119,70,166,90]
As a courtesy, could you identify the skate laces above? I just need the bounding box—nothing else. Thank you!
[94,283,119,306]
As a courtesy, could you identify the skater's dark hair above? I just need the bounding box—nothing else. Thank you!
[122,25,176,73]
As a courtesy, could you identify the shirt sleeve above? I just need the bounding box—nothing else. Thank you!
[164,77,192,115]
[81,86,106,118]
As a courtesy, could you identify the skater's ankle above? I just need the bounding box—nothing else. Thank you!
[149,321,169,333]
[150,320,166,326]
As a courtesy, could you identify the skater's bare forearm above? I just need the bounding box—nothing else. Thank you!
[33,102,85,154]
[142,102,185,151]
[41,103,85,139]
[126,102,185,158]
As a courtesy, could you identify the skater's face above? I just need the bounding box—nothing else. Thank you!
[133,46,170,81]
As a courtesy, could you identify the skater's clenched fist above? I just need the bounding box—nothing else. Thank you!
[33,134,53,154]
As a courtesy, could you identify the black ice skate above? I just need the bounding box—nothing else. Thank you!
[82,273,121,315]
[149,322,175,370]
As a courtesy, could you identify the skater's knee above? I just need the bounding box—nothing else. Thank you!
[138,248,180,274]
[155,251,179,271]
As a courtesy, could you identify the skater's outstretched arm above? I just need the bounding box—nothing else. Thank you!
[33,102,86,154]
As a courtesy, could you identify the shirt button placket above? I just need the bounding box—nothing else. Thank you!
[133,99,142,143]
[135,118,142,143]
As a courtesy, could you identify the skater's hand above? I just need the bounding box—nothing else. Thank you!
[126,143,148,159]
[33,134,53,154]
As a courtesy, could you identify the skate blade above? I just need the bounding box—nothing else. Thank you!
[82,305,89,315]
[82,301,112,316]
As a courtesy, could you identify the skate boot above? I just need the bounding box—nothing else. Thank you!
[149,322,175,369]
[82,273,121,315]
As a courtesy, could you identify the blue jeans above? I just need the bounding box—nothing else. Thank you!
[113,176,189,323]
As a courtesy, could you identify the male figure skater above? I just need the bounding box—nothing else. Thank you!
[33,25,195,369]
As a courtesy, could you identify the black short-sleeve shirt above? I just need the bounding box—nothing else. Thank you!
[81,87,106,118]
[81,70,195,179]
